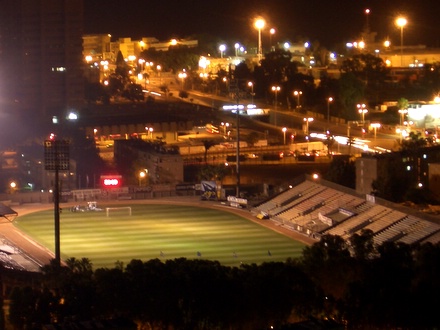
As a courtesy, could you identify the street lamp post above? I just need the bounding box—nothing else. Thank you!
[139,170,146,186]
[178,72,187,91]
[370,123,381,141]
[327,97,333,124]
[248,82,254,104]
[271,85,280,126]
[270,28,276,51]
[254,18,265,61]
[221,122,229,136]
[357,103,368,123]
[294,90,302,109]
[303,117,314,135]
[156,65,162,84]
[145,126,153,139]
[365,9,371,33]
[282,127,287,145]
[396,17,407,67]
[219,44,226,58]
[398,109,408,126]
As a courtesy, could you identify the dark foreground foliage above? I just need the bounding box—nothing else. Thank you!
[3,233,440,330]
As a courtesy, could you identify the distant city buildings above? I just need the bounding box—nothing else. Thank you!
[83,35,198,62]
[83,34,198,83]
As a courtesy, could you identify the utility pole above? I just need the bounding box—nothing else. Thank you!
[229,65,240,197]
[235,87,240,198]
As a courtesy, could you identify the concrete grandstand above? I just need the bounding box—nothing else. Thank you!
[252,175,440,246]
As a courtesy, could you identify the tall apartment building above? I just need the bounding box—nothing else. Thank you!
[0,0,84,119]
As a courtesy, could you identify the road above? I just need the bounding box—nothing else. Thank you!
[183,89,402,153]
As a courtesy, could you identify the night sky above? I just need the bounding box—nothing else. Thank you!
[85,0,440,49]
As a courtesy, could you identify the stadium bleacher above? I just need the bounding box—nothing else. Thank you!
[252,176,440,246]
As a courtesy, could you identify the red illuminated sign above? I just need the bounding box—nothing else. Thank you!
[100,175,122,187]
[103,178,120,186]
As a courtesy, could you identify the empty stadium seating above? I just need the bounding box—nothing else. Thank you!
[252,177,440,246]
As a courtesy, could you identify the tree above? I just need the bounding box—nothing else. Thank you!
[115,50,130,79]
[410,243,440,328]
[338,72,365,119]
[348,229,375,260]
[141,45,199,73]
[300,235,353,302]
[420,62,440,96]
[201,139,217,163]
[233,61,252,83]
[197,164,227,182]
[40,258,96,323]
[244,131,260,147]
[323,135,335,156]
[178,90,189,99]
[121,83,144,102]
[260,49,293,84]
[400,131,427,152]
[341,54,387,82]
[323,155,355,189]
[8,287,27,329]
[84,81,109,104]
[106,73,125,98]
[397,97,409,112]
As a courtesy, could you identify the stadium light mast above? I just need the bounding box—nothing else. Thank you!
[44,136,69,267]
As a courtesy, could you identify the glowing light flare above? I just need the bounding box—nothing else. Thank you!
[396,17,407,28]
[254,18,265,30]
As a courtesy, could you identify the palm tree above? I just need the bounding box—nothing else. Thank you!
[397,97,409,112]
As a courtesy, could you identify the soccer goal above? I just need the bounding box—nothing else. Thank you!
[105,206,132,217]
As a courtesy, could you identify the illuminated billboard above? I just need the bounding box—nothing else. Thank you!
[100,175,122,188]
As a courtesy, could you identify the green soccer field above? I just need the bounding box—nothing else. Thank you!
[14,203,306,269]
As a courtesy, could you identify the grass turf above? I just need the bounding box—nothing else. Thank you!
[14,203,306,269]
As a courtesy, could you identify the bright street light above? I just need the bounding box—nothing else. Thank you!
[396,17,407,67]
[357,103,368,123]
[282,127,287,145]
[145,126,153,138]
[370,123,381,140]
[219,44,226,58]
[365,9,371,32]
[221,122,230,135]
[327,97,333,123]
[178,71,187,90]
[270,28,276,51]
[254,18,265,61]
[271,85,280,126]
[139,170,146,186]
[294,90,302,109]
[303,117,313,135]
[248,82,254,104]
[156,65,162,84]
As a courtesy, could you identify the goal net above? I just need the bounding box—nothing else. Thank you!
[106,206,132,217]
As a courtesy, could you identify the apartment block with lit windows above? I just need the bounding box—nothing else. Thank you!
[0,0,85,119]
